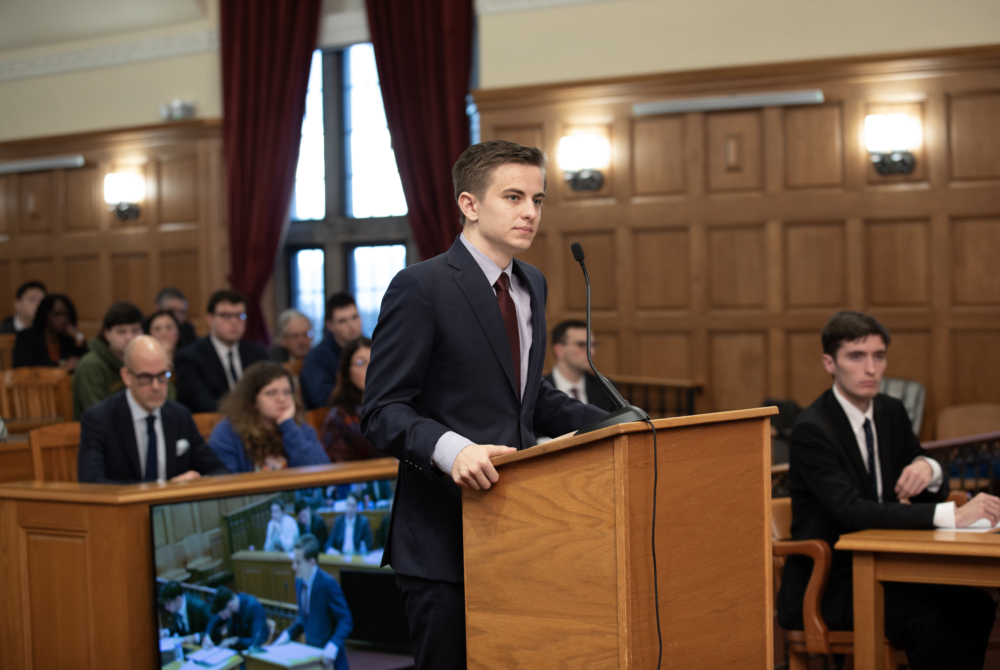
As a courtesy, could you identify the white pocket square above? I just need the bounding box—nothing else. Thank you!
[176,439,190,456]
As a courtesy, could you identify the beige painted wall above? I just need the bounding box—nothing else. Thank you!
[479,0,1000,89]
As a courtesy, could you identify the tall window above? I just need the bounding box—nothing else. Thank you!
[291,50,325,221]
[290,248,326,341]
[348,245,407,337]
[344,44,408,218]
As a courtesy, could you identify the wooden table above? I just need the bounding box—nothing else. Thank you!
[836,528,1000,670]
[232,550,392,604]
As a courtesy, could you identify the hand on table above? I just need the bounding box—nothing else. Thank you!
[169,470,201,483]
[451,444,516,490]
[895,458,933,501]
[219,636,238,649]
[274,631,290,645]
[955,493,1000,528]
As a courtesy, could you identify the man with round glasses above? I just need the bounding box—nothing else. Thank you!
[78,335,230,483]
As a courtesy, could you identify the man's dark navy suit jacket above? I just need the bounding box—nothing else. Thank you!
[361,236,606,584]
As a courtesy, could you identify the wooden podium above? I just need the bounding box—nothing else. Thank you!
[463,407,777,669]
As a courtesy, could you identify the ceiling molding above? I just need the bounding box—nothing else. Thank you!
[476,0,616,15]
[0,30,218,83]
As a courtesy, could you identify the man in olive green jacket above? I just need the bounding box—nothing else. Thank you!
[72,303,144,419]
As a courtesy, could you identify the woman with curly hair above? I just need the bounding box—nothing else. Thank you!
[321,337,383,462]
[209,361,329,472]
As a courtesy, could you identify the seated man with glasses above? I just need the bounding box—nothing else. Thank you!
[543,320,617,413]
[176,289,268,413]
[78,336,230,484]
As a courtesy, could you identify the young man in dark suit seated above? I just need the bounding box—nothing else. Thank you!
[159,580,212,644]
[543,319,616,413]
[295,499,329,549]
[78,336,230,484]
[203,586,269,651]
[274,534,353,669]
[324,494,373,555]
[776,310,1000,670]
[175,289,268,413]
[0,280,45,334]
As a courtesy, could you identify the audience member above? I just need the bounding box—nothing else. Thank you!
[295,499,329,549]
[12,293,87,370]
[274,535,352,670]
[776,311,998,670]
[324,494,373,555]
[543,320,616,413]
[209,361,329,472]
[268,309,314,363]
[156,287,197,350]
[0,281,46,333]
[264,500,300,552]
[203,586,268,651]
[159,580,212,644]
[144,309,182,366]
[175,289,267,413]
[321,337,383,462]
[78,336,229,484]
[300,293,362,409]
[72,302,144,419]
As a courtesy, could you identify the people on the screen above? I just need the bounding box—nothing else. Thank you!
[175,289,268,413]
[295,499,329,549]
[321,337,384,462]
[264,500,301,552]
[268,309,314,363]
[324,494,373,555]
[203,586,269,651]
[300,293,363,410]
[77,336,230,484]
[274,534,353,669]
[12,293,87,370]
[208,361,329,472]
[0,280,46,333]
[159,580,211,644]
[72,301,144,419]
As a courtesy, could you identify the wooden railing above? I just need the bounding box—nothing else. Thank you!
[605,375,702,418]
[220,492,292,570]
[770,430,1000,498]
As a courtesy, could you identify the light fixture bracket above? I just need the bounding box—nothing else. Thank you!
[870,151,916,175]
[564,169,604,192]
[110,202,141,221]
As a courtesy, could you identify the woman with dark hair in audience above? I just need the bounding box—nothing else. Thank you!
[12,293,88,370]
[322,337,383,462]
[144,309,181,366]
[209,361,329,473]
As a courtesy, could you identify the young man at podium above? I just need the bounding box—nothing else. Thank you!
[777,311,999,669]
[361,140,606,670]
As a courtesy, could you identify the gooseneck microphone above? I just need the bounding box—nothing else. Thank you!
[570,242,650,435]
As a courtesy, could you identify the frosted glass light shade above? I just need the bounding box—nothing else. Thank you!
[558,134,611,172]
[865,113,921,153]
[104,172,145,204]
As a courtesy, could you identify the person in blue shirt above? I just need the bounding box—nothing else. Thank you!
[300,293,362,410]
[274,534,353,669]
[209,362,329,472]
[203,587,269,651]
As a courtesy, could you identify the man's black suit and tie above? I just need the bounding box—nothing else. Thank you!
[361,142,605,670]
[776,311,999,670]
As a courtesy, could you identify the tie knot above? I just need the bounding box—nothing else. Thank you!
[494,272,511,292]
[146,414,156,428]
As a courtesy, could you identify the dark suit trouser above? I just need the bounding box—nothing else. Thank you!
[823,580,996,670]
[396,573,466,670]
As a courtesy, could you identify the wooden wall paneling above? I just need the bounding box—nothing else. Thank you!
[494,125,544,151]
[636,332,690,379]
[0,175,13,236]
[158,153,199,224]
[18,171,57,235]
[20,257,55,291]
[707,225,766,309]
[517,232,548,279]
[711,332,767,410]
[924,92,950,188]
[111,253,151,307]
[152,507,168,548]
[952,217,1000,305]
[564,231,616,311]
[592,330,619,375]
[784,104,845,188]
[886,330,933,438]
[632,116,685,196]
[784,222,847,309]
[864,101,928,184]
[866,220,930,307]
[705,110,762,192]
[949,92,1000,181]
[160,249,202,320]
[65,255,104,332]
[0,260,12,316]
[786,331,831,408]
[64,165,101,231]
[633,229,689,309]
[951,331,1000,405]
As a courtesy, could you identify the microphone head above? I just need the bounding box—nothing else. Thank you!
[571,242,585,262]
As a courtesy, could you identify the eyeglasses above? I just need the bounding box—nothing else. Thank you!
[353,358,369,367]
[129,369,171,386]
[213,312,247,322]
[261,388,295,399]
[568,341,600,352]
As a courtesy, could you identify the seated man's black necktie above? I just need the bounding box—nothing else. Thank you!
[228,350,239,385]
[494,273,521,396]
[145,414,158,482]
[863,418,878,499]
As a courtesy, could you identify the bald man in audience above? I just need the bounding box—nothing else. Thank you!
[78,336,230,484]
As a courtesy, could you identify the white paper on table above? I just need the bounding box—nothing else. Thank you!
[946,518,1000,533]
[178,652,237,670]
[187,646,236,665]
[362,548,384,565]
[256,641,323,663]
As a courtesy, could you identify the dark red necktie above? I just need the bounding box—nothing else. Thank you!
[494,273,521,396]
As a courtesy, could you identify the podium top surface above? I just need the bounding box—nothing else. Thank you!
[493,406,778,467]
[0,457,399,504]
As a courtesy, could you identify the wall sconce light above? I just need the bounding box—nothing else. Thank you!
[104,172,145,220]
[558,133,610,191]
[865,113,921,175]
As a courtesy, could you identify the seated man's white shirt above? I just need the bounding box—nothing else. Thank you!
[551,366,588,404]
[342,518,355,554]
[210,334,243,389]
[264,514,300,552]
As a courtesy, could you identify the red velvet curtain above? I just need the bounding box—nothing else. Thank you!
[220,0,321,344]
[365,0,474,261]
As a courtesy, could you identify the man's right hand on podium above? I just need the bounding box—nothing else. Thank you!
[452,444,517,490]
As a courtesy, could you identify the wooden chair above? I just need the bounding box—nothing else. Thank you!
[192,412,225,441]
[29,422,81,482]
[155,542,192,583]
[0,366,73,434]
[283,359,304,378]
[305,407,327,436]
[180,532,225,582]
[937,404,1000,440]
[0,333,15,369]
[771,497,899,669]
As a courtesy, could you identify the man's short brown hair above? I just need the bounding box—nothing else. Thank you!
[821,310,891,357]
[452,140,546,225]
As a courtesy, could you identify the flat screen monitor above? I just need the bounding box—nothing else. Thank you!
[149,478,412,669]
